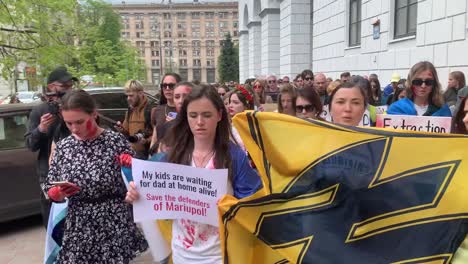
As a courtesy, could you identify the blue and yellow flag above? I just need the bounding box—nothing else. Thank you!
[219,112,468,263]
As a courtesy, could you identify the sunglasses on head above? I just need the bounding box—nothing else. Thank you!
[296,104,314,113]
[412,79,435,86]
[304,77,313,81]
[160,83,176,90]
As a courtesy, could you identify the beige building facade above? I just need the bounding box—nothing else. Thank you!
[113,1,239,85]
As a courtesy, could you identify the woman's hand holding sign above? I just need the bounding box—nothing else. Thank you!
[125,181,140,204]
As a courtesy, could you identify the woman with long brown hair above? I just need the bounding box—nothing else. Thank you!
[125,85,261,264]
[388,61,451,116]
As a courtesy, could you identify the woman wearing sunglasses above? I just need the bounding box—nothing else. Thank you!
[150,73,181,149]
[252,79,273,104]
[295,88,323,120]
[387,61,451,117]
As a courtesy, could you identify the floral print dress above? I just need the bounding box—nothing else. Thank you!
[44,130,148,263]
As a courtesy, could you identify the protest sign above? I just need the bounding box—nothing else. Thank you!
[262,103,278,112]
[376,114,452,133]
[132,159,228,227]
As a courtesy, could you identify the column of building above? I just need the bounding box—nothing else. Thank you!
[239,30,250,82]
[280,0,312,78]
[260,8,281,76]
[248,21,262,79]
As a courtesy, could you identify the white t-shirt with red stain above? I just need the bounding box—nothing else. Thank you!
[171,157,233,264]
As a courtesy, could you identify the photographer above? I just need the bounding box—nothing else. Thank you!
[115,80,153,159]
[25,66,77,226]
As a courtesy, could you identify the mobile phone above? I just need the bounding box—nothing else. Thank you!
[168,112,177,119]
[50,181,73,187]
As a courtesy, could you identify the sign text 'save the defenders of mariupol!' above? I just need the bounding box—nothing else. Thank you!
[131,159,228,227]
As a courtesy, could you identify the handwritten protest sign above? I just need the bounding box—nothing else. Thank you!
[376,114,452,133]
[132,159,228,226]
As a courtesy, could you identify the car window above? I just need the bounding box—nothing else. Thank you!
[0,113,29,150]
[92,93,128,109]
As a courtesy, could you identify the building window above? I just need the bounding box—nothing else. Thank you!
[207,69,215,83]
[193,49,201,57]
[150,41,159,47]
[193,59,201,67]
[151,23,159,31]
[151,50,160,57]
[233,12,238,19]
[164,23,172,30]
[206,59,214,67]
[207,48,214,57]
[123,23,130,29]
[178,32,187,38]
[177,23,186,30]
[179,69,188,81]
[149,13,158,20]
[349,0,361,47]
[136,21,144,30]
[179,49,187,57]
[193,69,201,81]
[192,40,201,47]
[138,48,145,57]
[164,31,172,38]
[219,21,227,29]
[177,12,186,19]
[233,31,238,37]
[121,32,130,38]
[218,12,228,19]
[163,13,171,20]
[152,60,160,67]
[206,22,214,29]
[394,0,417,39]
[192,31,200,38]
[165,49,173,57]
[136,32,144,38]
[191,22,200,29]
[135,13,144,20]
[179,59,187,67]
[136,41,145,47]
[205,12,214,19]
[233,21,238,28]
[152,69,160,85]
[192,12,200,19]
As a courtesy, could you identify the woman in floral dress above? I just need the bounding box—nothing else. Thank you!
[43,90,147,263]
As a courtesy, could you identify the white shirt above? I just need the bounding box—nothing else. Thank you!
[171,157,232,264]
[414,104,429,116]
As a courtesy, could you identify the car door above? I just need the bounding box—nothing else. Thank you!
[92,92,129,129]
[0,108,40,222]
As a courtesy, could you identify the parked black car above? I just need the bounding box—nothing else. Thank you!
[0,87,159,222]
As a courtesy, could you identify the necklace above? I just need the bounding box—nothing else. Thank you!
[192,150,214,168]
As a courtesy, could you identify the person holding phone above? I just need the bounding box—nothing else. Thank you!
[43,90,147,263]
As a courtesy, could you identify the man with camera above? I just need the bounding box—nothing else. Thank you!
[25,66,77,226]
[115,80,153,160]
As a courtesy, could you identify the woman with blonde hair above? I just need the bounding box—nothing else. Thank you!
[252,79,272,104]
[388,61,451,116]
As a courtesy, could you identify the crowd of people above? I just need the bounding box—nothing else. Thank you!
[24,60,468,263]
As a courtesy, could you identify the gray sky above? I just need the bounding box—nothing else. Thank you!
[107,0,237,4]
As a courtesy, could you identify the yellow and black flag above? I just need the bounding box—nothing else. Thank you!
[219,112,468,263]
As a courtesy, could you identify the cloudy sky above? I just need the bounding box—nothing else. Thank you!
[107,0,236,4]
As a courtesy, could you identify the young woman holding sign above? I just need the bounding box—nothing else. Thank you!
[125,85,262,264]
[387,61,451,117]
[43,90,148,263]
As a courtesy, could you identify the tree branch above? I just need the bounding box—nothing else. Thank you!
[0,43,38,51]
[0,27,37,34]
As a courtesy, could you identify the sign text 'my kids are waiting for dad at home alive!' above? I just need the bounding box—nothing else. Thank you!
[131,159,228,227]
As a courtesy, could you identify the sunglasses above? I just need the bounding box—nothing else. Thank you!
[268,80,276,84]
[296,104,314,113]
[253,85,261,89]
[412,79,435,86]
[304,77,313,81]
[219,93,226,96]
[277,80,283,84]
[160,83,176,90]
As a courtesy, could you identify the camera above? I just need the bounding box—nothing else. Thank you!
[128,130,150,143]
[47,101,60,115]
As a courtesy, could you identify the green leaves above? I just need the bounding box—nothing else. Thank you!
[0,0,145,90]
